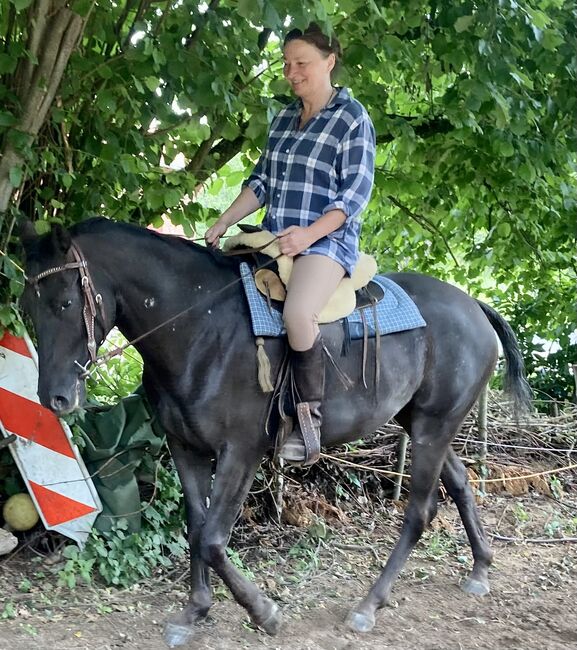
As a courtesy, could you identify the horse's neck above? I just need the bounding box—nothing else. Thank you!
[82,229,239,357]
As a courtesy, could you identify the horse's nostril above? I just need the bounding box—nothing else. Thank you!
[50,395,70,413]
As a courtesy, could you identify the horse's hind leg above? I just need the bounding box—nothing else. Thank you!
[199,443,282,635]
[163,439,213,648]
[441,448,493,596]
[347,413,455,634]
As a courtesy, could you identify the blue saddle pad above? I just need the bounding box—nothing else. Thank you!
[239,262,426,339]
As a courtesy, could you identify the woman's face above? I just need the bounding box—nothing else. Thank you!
[283,39,335,100]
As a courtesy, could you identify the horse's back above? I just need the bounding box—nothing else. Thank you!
[386,271,495,336]
[384,271,499,415]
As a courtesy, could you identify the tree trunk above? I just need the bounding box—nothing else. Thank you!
[0,1,86,215]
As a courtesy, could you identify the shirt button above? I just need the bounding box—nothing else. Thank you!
[285,148,289,153]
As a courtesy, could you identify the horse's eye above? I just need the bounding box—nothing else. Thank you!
[61,299,72,311]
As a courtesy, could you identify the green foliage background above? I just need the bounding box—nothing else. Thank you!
[0,0,575,585]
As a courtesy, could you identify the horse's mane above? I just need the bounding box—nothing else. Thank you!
[70,217,241,271]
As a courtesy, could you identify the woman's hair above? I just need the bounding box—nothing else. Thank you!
[283,22,342,70]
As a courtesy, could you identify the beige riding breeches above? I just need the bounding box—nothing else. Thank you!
[283,254,346,351]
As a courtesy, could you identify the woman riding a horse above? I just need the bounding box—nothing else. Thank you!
[205,23,376,464]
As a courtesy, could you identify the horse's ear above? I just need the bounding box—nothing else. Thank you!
[50,223,72,255]
[20,220,37,248]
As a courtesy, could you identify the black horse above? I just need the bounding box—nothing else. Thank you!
[20,218,531,646]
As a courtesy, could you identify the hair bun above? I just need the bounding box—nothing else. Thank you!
[284,22,342,63]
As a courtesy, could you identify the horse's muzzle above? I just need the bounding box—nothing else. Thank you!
[50,394,73,415]
[43,379,83,417]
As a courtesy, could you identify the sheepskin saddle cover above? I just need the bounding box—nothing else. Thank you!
[223,229,378,323]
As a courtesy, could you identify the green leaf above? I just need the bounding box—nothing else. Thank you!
[518,163,536,184]
[262,3,282,29]
[497,140,515,157]
[10,0,34,11]
[225,170,246,187]
[454,15,475,33]
[492,92,510,128]
[541,30,564,51]
[0,53,17,74]
[163,188,181,208]
[509,70,534,90]
[35,221,51,235]
[208,177,224,196]
[497,222,511,237]
[526,8,551,30]
[72,0,93,17]
[237,0,262,21]
[9,166,22,187]
[0,112,16,127]
[144,77,159,92]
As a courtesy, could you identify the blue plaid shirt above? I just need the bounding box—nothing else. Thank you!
[244,87,375,275]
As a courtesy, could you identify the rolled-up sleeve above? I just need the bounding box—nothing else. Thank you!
[322,115,375,222]
[243,148,268,207]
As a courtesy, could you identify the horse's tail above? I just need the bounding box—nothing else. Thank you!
[476,300,533,415]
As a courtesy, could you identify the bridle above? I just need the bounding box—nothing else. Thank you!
[25,242,106,365]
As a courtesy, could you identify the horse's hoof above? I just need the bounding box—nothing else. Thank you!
[257,601,283,636]
[461,577,490,596]
[346,610,375,633]
[163,622,197,648]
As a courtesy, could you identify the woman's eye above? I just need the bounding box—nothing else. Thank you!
[61,299,72,311]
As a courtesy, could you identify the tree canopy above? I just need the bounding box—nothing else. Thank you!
[0,0,575,396]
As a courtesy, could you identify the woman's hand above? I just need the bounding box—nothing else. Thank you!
[205,219,229,248]
[278,225,316,257]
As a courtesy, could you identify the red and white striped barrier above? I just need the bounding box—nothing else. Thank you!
[0,331,102,546]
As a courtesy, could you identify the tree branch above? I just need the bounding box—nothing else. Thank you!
[376,114,453,144]
[184,0,220,50]
[387,195,459,266]
[192,131,246,188]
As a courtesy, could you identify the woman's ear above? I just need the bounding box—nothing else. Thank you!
[327,52,336,74]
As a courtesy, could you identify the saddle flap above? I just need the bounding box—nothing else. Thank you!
[255,269,286,302]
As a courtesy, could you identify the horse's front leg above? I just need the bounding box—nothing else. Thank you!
[199,442,282,635]
[163,438,213,648]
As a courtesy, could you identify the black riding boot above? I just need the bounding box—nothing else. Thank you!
[278,335,324,465]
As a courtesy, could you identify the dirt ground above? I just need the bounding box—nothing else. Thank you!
[1,494,576,650]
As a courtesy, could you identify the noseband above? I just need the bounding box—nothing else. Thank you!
[25,242,106,364]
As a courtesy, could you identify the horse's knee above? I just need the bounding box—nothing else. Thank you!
[199,535,226,568]
[425,500,438,526]
[402,505,428,541]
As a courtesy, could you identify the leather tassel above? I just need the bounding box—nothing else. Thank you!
[256,337,274,392]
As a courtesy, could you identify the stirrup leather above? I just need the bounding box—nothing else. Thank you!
[278,402,321,466]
